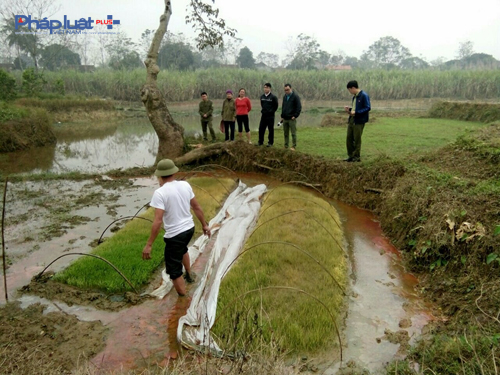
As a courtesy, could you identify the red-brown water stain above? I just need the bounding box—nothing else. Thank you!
[91,235,216,372]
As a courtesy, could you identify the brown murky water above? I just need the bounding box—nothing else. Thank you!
[0,110,327,174]
[324,201,432,374]
[0,176,158,303]
[1,171,431,373]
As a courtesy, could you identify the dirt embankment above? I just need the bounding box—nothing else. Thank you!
[0,108,56,153]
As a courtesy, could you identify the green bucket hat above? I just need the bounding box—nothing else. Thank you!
[154,159,179,177]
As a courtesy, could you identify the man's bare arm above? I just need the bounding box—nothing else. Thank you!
[190,197,211,237]
[142,208,164,260]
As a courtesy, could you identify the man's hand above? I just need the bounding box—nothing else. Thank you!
[350,110,355,115]
[203,114,207,118]
[142,244,152,260]
[291,116,295,120]
[203,224,211,238]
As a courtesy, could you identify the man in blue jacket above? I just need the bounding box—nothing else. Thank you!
[343,80,371,162]
[281,83,302,151]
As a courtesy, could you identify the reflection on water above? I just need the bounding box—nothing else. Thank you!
[0,111,323,175]
[0,118,159,174]
[0,145,56,174]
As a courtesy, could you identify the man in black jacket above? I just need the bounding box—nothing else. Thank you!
[257,83,279,147]
[281,83,302,151]
[343,80,371,162]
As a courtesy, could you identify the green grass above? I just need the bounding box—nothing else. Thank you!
[212,185,347,355]
[252,117,486,161]
[53,177,236,292]
[0,101,29,122]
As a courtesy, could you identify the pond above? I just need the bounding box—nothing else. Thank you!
[0,109,326,175]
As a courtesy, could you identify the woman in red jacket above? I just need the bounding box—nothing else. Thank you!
[235,88,252,143]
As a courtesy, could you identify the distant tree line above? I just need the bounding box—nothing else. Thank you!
[0,0,498,72]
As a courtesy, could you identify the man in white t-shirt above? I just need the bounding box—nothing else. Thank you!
[142,159,211,296]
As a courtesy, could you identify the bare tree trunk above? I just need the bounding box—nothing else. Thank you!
[141,0,185,163]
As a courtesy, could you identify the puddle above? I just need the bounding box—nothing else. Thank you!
[18,294,120,324]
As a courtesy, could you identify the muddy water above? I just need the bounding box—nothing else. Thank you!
[0,176,158,303]
[325,201,432,374]
[0,111,324,174]
[0,173,431,373]
[0,118,158,174]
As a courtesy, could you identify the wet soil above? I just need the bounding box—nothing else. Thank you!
[21,271,152,312]
[1,176,158,303]
[0,301,107,374]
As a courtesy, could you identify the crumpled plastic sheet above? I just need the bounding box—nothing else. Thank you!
[175,181,267,353]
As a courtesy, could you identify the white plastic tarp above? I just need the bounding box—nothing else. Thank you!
[176,181,267,352]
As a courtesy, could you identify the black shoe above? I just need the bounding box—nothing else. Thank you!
[183,271,196,284]
[343,157,354,162]
[203,138,208,141]
[266,144,273,147]
[352,157,361,162]
[211,139,217,143]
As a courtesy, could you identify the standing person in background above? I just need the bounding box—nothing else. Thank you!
[235,88,252,143]
[142,159,211,297]
[280,83,302,151]
[198,92,216,143]
[222,90,236,141]
[257,83,279,147]
[343,80,371,162]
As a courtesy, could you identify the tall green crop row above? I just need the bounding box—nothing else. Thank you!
[17,68,500,102]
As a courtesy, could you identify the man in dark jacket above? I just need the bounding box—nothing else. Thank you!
[344,80,371,162]
[280,83,302,151]
[257,83,279,147]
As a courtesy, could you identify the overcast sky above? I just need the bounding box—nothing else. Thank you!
[47,0,500,62]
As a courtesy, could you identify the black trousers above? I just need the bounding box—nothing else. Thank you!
[224,121,235,141]
[163,227,195,280]
[258,116,274,145]
[236,115,250,133]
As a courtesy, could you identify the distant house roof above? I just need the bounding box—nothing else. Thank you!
[326,65,352,71]
[255,61,273,71]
